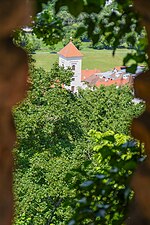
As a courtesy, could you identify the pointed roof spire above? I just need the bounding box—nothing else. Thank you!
[58,41,83,58]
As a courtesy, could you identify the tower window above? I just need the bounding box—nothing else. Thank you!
[72,65,75,71]
[71,86,75,92]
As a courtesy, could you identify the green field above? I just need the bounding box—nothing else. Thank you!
[33,43,132,72]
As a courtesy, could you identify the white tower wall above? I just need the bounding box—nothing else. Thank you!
[59,55,82,93]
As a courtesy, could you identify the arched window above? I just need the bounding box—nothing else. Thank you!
[71,86,75,92]
[72,65,75,71]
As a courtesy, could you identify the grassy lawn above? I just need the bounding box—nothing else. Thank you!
[33,42,132,72]
[81,48,130,72]
[33,52,58,70]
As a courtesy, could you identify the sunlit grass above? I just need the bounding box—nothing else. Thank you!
[33,42,132,72]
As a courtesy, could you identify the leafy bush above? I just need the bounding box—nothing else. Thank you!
[68,130,145,225]
[14,31,43,53]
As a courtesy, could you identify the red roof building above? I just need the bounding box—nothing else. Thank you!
[58,41,132,91]
[82,69,131,88]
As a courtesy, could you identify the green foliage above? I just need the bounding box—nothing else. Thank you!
[33,2,64,46]
[49,62,73,86]
[13,65,85,224]
[36,0,51,13]
[14,30,43,53]
[14,152,82,225]
[13,64,144,224]
[76,86,144,135]
[34,2,83,50]
[68,130,144,225]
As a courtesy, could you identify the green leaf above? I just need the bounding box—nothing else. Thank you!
[68,0,84,17]
[55,0,84,17]
[126,64,137,73]
[123,161,137,170]
[75,27,87,38]
[92,34,100,45]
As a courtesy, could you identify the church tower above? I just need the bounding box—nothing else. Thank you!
[58,41,83,93]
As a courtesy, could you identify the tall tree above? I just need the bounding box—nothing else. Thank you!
[13,63,144,224]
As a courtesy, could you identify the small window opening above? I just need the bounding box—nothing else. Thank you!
[72,65,75,71]
[71,86,75,92]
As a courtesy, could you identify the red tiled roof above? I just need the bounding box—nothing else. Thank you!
[84,74,100,86]
[95,77,129,87]
[82,69,101,81]
[58,41,83,58]
[82,68,130,87]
